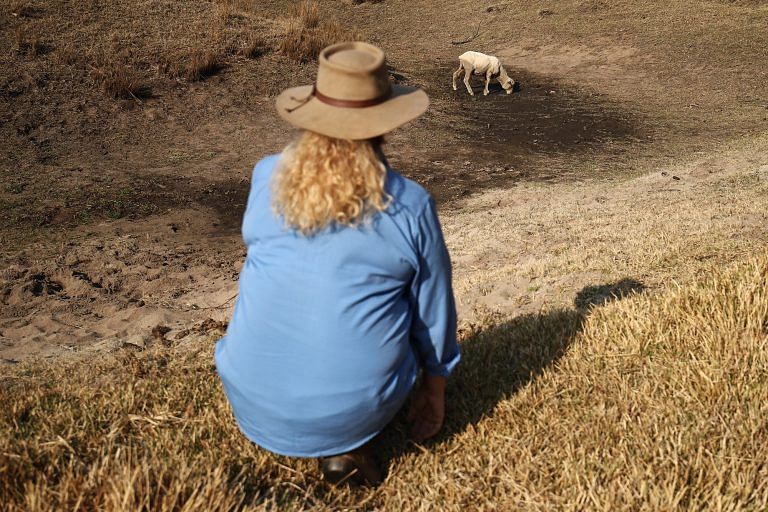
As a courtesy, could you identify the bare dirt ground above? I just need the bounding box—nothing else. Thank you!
[1,0,767,363]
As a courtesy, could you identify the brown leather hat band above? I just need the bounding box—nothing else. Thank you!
[313,85,392,108]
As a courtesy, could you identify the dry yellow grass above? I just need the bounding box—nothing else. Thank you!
[291,0,321,30]
[1,252,766,509]
[279,0,360,63]
[240,33,270,59]
[2,0,768,507]
[2,130,767,509]
[9,0,34,18]
[159,47,225,82]
[442,134,768,326]
[185,50,222,82]
[14,25,41,57]
[93,62,150,99]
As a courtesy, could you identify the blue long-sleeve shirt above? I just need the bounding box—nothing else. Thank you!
[214,154,460,457]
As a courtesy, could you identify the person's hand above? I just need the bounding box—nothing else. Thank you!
[407,374,446,443]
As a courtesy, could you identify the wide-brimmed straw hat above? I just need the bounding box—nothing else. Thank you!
[275,42,429,140]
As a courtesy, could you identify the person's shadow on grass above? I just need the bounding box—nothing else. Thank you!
[377,278,646,471]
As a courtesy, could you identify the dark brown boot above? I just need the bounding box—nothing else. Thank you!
[319,443,382,486]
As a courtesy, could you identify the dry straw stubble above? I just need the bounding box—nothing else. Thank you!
[14,26,42,57]
[161,48,223,83]
[1,255,767,509]
[536,255,768,508]
[95,62,150,100]
[239,33,270,59]
[186,49,221,81]
[279,0,360,63]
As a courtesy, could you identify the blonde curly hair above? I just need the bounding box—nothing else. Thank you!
[272,131,391,235]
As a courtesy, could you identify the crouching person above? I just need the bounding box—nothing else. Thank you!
[214,42,460,486]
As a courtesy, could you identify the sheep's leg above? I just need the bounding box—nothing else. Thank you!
[463,68,474,96]
[452,64,464,91]
[484,72,492,96]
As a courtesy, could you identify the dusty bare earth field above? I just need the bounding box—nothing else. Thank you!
[1,0,766,361]
[1,0,768,509]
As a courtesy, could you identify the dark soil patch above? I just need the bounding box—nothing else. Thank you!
[184,67,646,230]
[447,71,635,157]
[195,180,249,234]
[390,66,644,202]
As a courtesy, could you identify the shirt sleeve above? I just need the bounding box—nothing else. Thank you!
[408,197,461,377]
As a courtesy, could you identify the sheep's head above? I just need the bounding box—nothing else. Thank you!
[501,78,516,94]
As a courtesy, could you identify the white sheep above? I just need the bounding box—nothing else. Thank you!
[452,51,516,96]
